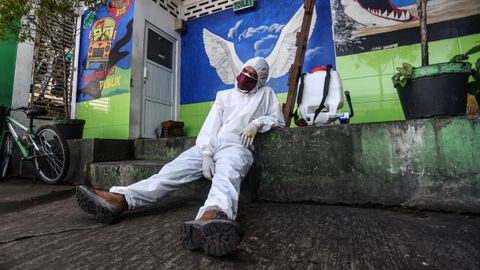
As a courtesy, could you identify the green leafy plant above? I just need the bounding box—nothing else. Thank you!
[450,44,480,102]
[0,0,108,42]
[392,63,414,87]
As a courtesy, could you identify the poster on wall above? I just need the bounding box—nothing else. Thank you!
[331,0,480,56]
[77,0,135,102]
[181,0,336,104]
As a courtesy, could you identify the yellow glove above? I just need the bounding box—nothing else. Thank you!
[240,120,261,147]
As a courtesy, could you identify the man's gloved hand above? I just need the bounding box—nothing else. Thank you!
[240,120,262,147]
[202,154,215,180]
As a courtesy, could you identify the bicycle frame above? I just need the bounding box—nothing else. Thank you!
[3,116,41,159]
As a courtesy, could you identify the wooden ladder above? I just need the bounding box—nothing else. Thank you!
[282,0,316,127]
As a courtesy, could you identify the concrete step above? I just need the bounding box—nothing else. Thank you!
[90,160,168,188]
[11,139,134,185]
[89,160,257,203]
[134,137,195,160]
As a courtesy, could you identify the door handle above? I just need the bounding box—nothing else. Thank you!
[143,67,148,83]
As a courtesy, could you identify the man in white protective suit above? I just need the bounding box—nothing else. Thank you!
[75,57,285,256]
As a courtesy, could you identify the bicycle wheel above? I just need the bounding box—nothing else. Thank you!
[33,125,69,184]
[0,132,13,181]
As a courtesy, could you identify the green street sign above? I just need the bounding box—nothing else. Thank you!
[233,0,255,12]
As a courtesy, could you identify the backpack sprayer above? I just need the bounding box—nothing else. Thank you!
[282,0,354,126]
[292,65,354,127]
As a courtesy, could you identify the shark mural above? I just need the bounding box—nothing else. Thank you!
[341,0,414,27]
[181,0,335,105]
[331,0,480,55]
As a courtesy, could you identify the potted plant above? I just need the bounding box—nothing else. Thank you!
[392,0,472,119]
[0,0,107,139]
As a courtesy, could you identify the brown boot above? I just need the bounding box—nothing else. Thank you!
[180,209,243,256]
[94,189,127,213]
[76,185,127,224]
[197,210,228,221]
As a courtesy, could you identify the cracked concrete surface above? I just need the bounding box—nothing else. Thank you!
[0,179,479,269]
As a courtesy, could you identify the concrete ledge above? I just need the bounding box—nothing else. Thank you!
[82,116,480,213]
[255,116,480,213]
[90,160,257,203]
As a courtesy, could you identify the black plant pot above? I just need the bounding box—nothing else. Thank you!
[394,62,471,119]
[52,119,86,140]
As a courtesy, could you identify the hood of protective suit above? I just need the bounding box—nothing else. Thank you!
[236,57,270,92]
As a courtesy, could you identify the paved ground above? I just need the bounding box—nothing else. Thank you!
[0,178,479,270]
[0,178,74,215]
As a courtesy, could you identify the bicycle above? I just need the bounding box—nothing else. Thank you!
[0,105,70,184]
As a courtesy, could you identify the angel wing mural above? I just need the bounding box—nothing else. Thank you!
[203,4,318,85]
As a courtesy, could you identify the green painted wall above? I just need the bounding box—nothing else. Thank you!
[337,34,480,124]
[179,34,480,136]
[0,40,18,106]
[76,93,130,139]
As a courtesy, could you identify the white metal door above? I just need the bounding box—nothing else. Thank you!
[142,26,175,138]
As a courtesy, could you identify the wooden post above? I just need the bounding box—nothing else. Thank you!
[282,0,315,127]
[417,0,428,66]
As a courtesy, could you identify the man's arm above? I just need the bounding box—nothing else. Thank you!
[240,88,285,147]
[254,88,286,133]
[196,92,224,155]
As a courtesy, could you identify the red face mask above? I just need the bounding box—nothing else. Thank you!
[236,72,258,91]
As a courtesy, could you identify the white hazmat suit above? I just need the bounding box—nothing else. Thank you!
[110,57,285,220]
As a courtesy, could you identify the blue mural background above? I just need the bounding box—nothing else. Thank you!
[391,0,416,7]
[181,0,335,105]
[77,0,135,102]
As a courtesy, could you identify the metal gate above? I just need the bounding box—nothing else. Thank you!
[142,27,175,138]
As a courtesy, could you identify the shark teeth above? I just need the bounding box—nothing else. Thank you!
[368,7,412,21]
[405,11,411,20]
[388,11,396,19]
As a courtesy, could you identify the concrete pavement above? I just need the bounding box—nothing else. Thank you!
[0,178,479,269]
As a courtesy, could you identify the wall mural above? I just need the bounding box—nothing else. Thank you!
[181,0,336,104]
[77,0,135,102]
[332,0,480,56]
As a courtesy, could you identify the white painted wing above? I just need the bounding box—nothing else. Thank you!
[266,4,317,79]
[203,28,244,85]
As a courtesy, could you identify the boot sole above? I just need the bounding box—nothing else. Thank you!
[180,219,243,256]
[75,186,119,224]
[75,186,97,215]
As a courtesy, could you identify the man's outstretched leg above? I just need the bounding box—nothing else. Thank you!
[75,146,204,224]
[180,145,253,256]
